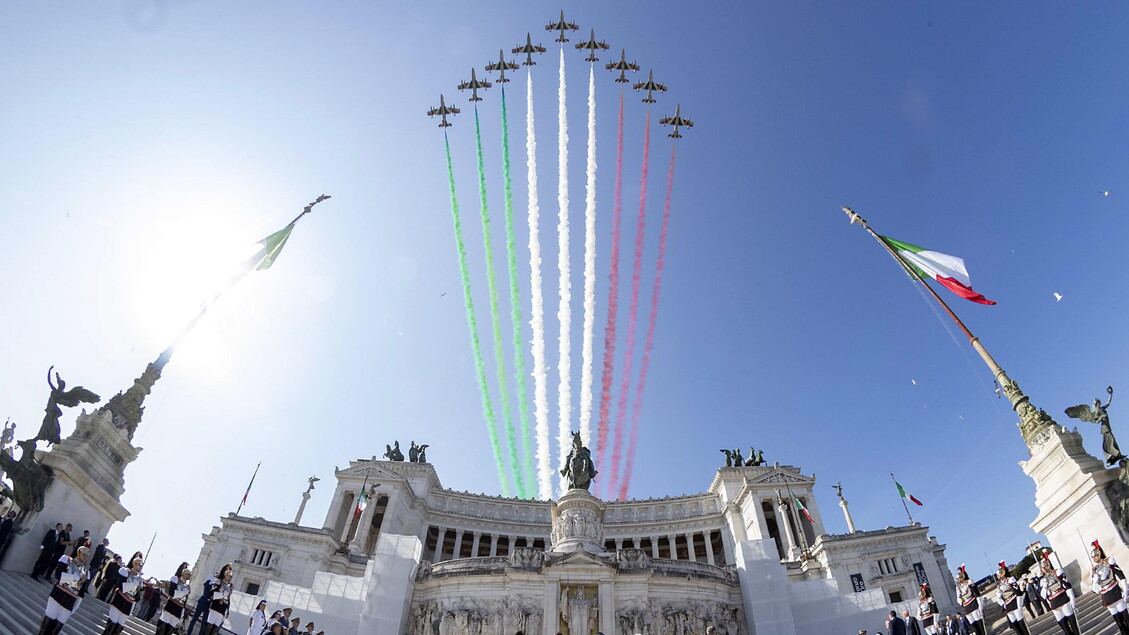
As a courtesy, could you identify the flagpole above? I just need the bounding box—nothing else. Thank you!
[891,472,914,525]
[237,461,261,515]
[840,207,1056,447]
[142,531,157,573]
[154,194,331,369]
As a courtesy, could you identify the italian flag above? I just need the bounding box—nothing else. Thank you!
[354,488,368,518]
[880,236,996,305]
[792,494,814,523]
[896,481,924,506]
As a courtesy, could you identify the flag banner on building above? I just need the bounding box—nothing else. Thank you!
[895,480,924,506]
[879,235,996,305]
[354,488,368,518]
[240,462,260,509]
[850,573,866,592]
[792,494,814,523]
[913,562,929,586]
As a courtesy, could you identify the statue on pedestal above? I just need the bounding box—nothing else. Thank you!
[36,366,100,446]
[744,447,766,466]
[719,449,733,467]
[409,441,430,463]
[560,431,597,491]
[1066,386,1126,467]
[384,441,405,462]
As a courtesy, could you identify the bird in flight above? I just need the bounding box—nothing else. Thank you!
[1053,292,1063,302]
[1100,190,1111,196]
[440,292,447,297]
[911,379,917,386]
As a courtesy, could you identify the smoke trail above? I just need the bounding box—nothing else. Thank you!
[474,107,524,498]
[619,144,676,501]
[527,71,553,501]
[595,91,625,498]
[501,87,535,497]
[609,111,651,495]
[555,46,572,495]
[578,66,597,450]
[444,132,510,496]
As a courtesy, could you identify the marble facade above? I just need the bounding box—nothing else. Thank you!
[193,458,956,635]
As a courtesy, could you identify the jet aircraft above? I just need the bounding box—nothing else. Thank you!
[457,68,492,102]
[513,33,547,66]
[633,70,668,103]
[485,50,520,83]
[426,95,460,128]
[658,105,694,138]
[574,29,610,62]
[545,10,579,42]
[605,49,639,83]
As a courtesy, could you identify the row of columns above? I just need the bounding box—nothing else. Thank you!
[428,528,545,563]
[608,531,725,565]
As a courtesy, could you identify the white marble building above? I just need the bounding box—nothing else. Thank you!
[192,457,957,635]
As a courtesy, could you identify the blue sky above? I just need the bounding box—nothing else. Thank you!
[2,2,1128,581]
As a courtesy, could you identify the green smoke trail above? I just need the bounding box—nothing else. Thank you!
[501,88,536,496]
[445,132,510,496]
[473,107,525,498]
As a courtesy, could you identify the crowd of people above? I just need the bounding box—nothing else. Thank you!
[859,541,1129,635]
[21,518,329,635]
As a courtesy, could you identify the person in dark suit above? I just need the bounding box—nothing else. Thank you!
[949,614,971,635]
[51,523,73,581]
[0,511,14,547]
[1023,574,1047,618]
[31,522,63,580]
[902,609,923,635]
[886,610,907,635]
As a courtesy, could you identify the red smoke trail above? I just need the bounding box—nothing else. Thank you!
[608,110,651,495]
[595,92,625,497]
[619,144,676,501]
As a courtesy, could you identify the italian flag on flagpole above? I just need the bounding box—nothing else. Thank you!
[792,494,814,523]
[895,480,924,506]
[354,486,368,518]
[880,236,996,306]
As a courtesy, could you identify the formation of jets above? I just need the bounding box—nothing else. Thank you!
[426,94,460,128]
[486,50,519,83]
[513,33,547,66]
[457,68,492,102]
[574,29,610,62]
[658,105,694,139]
[429,11,692,138]
[606,49,639,83]
[633,70,668,103]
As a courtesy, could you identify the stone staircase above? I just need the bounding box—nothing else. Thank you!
[0,571,230,635]
[980,589,1123,635]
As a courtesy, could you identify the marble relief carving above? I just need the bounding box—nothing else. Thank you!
[409,598,542,635]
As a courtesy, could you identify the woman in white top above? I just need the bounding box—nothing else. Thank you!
[248,599,268,635]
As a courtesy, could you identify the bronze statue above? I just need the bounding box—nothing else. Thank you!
[1066,386,1126,467]
[408,441,419,462]
[719,449,734,467]
[732,448,744,466]
[0,439,52,513]
[832,482,845,501]
[417,444,429,463]
[36,366,100,446]
[560,431,597,491]
[383,441,405,462]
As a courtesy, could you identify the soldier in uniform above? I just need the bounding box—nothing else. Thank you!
[954,565,986,635]
[201,563,234,635]
[1039,552,1080,635]
[1091,541,1129,634]
[917,584,940,635]
[38,545,89,634]
[155,564,192,635]
[103,556,143,635]
[994,561,1031,635]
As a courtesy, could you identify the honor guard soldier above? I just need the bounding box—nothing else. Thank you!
[954,565,987,635]
[1091,540,1129,634]
[995,561,1031,635]
[1039,551,1080,635]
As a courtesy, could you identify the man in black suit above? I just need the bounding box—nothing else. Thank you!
[51,523,73,581]
[886,610,906,635]
[30,522,63,580]
[902,609,923,635]
[0,511,15,562]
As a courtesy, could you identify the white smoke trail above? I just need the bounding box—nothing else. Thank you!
[578,66,597,449]
[555,46,572,496]
[527,71,552,501]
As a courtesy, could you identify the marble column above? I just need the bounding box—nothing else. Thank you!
[542,580,559,635]
[350,493,380,553]
[432,529,446,563]
[615,538,623,553]
[775,498,798,557]
[452,530,464,559]
[839,497,857,533]
[704,533,716,566]
[668,534,678,560]
[753,498,772,542]
[325,488,344,533]
[489,535,498,557]
[804,495,826,536]
[650,537,659,558]
[598,581,616,635]
[471,532,481,557]
[338,492,356,543]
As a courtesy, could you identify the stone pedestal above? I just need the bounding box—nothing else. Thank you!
[2,408,138,573]
[1022,424,1129,582]
[358,533,422,635]
[550,489,606,554]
